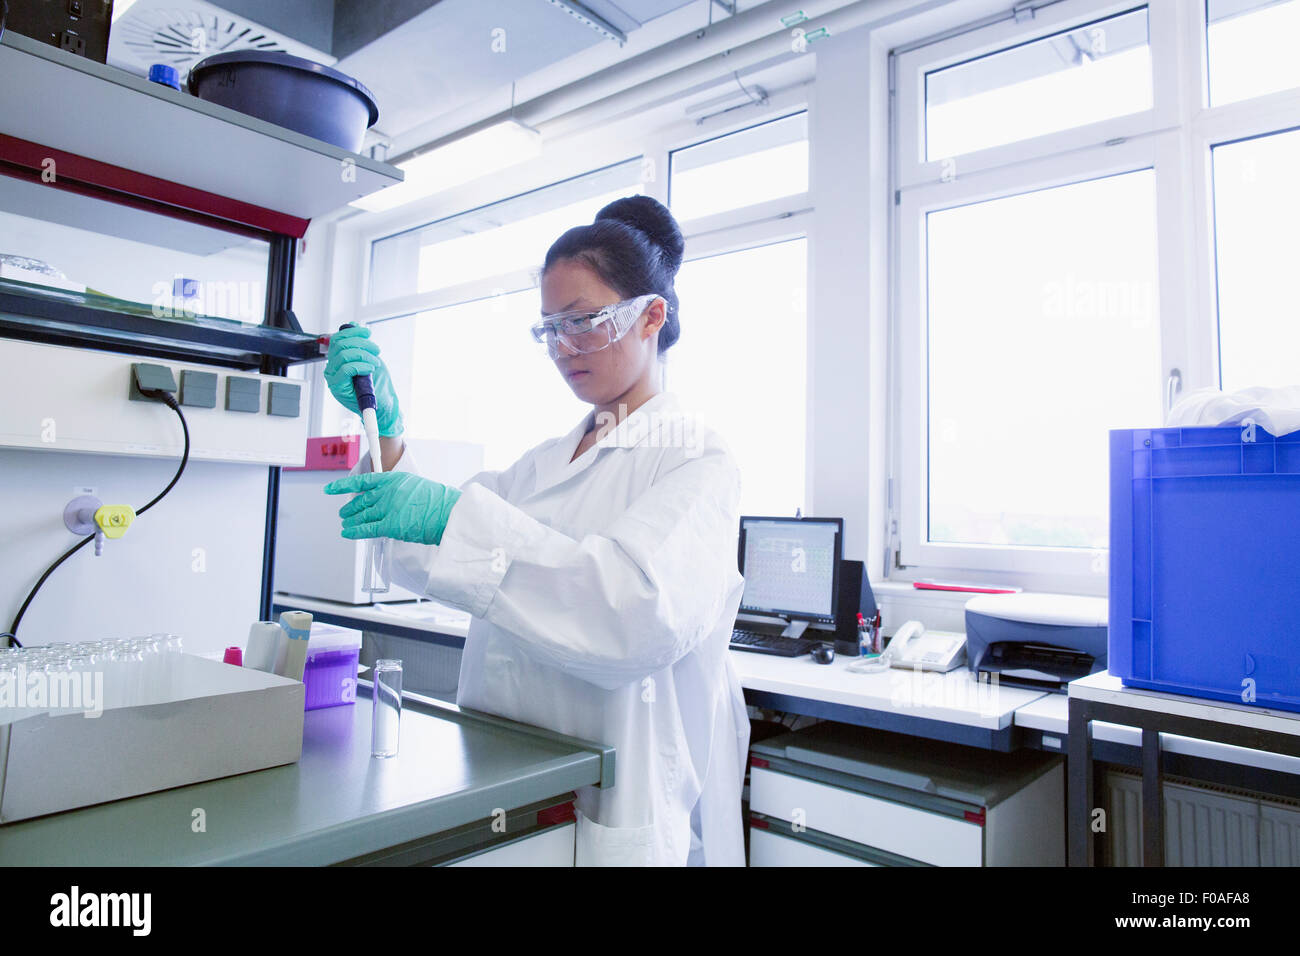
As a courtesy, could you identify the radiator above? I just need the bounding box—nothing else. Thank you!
[1106,769,1300,866]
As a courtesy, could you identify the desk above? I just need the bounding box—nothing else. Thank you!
[1067,671,1300,866]
[732,651,1047,751]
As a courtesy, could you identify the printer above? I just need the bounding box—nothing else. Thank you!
[965,593,1107,692]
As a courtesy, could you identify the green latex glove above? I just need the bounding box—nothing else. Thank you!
[323,325,404,437]
[323,471,462,545]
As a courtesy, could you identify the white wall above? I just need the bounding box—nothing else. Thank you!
[808,24,892,577]
[0,195,299,656]
[0,448,269,657]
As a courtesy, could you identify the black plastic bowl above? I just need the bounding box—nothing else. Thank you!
[188,51,379,153]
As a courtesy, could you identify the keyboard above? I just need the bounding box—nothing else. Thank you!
[729,628,820,658]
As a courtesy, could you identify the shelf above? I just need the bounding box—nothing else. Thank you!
[0,31,403,233]
[0,278,324,369]
[0,171,257,256]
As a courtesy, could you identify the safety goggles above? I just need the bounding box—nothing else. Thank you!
[530,294,662,359]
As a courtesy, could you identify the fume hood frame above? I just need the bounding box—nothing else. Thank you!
[0,29,403,621]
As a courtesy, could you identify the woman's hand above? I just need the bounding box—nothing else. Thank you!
[323,471,462,545]
[323,325,404,437]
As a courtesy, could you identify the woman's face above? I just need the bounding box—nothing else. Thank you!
[539,258,665,406]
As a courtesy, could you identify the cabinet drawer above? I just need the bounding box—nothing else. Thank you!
[446,823,575,867]
[750,767,983,866]
[750,828,877,867]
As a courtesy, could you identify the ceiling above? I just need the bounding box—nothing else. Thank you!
[108,0,711,142]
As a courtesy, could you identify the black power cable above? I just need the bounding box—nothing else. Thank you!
[7,388,190,640]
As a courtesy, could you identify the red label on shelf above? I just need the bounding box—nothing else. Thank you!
[537,801,576,827]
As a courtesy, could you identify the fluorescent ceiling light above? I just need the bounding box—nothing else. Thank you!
[351,121,543,214]
[685,85,769,121]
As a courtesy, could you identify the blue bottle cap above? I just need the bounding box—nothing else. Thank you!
[148,64,181,91]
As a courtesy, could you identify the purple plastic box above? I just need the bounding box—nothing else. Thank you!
[302,626,362,710]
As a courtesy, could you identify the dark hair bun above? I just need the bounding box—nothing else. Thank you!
[595,195,684,275]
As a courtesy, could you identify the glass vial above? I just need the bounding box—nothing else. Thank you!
[371,659,402,758]
[362,539,391,595]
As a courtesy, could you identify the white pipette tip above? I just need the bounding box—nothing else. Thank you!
[360,407,384,474]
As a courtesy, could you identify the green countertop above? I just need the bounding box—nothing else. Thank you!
[0,689,613,866]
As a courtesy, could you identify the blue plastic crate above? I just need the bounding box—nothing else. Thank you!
[1109,425,1300,712]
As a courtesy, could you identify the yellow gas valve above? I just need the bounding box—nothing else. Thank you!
[93,505,135,539]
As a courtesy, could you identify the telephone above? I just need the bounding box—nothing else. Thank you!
[879,620,968,673]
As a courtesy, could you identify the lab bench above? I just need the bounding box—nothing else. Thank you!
[273,595,470,650]
[0,687,613,866]
[272,595,1300,865]
[275,592,1300,775]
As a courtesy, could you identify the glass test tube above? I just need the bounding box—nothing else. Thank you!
[371,659,402,758]
[109,640,144,709]
[138,636,162,704]
[0,659,23,724]
[363,539,390,594]
[362,431,391,594]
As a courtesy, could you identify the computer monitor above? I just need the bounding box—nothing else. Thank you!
[737,515,843,638]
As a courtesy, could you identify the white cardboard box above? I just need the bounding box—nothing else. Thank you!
[0,654,304,823]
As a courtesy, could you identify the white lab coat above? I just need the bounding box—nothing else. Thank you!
[354,392,750,866]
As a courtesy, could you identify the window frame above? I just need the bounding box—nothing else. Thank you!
[667,109,810,221]
[352,86,811,324]
[895,0,1181,190]
[356,157,647,325]
[889,0,1300,593]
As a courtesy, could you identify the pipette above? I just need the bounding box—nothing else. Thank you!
[338,322,389,594]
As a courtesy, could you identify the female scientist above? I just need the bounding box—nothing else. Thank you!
[322,196,750,867]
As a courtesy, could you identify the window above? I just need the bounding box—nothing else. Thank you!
[406,292,589,472]
[893,0,1300,588]
[1207,0,1300,106]
[1212,127,1300,391]
[369,160,643,304]
[925,7,1152,159]
[669,112,808,221]
[343,100,811,519]
[926,172,1160,550]
[671,238,808,516]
